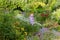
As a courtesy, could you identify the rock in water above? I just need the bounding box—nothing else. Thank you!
[29,14,35,25]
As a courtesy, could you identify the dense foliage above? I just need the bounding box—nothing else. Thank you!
[0,0,60,40]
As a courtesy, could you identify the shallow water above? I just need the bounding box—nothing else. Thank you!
[16,14,60,40]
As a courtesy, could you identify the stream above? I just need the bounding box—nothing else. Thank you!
[16,14,60,40]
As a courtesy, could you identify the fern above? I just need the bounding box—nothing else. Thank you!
[55,0,60,7]
[51,8,60,21]
[45,0,56,10]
